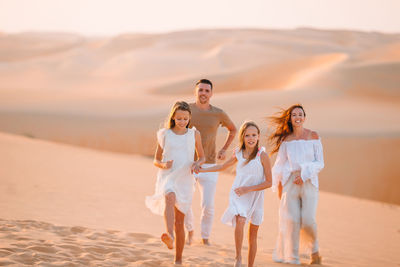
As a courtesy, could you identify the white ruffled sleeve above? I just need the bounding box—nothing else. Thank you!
[234,147,241,160]
[300,139,324,182]
[271,142,290,192]
[156,128,167,149]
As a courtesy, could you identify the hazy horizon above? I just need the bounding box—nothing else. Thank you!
[1,0,400,36]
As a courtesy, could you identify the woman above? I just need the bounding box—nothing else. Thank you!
[269,104,324,265]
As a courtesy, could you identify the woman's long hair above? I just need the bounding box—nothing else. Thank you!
[238,121,260,165]
[268,104,306,154]
[165,101,191,129]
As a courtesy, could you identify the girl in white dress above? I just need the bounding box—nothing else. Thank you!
[145,101,205,265]
[199,121,272,267]
[269,104,324,265]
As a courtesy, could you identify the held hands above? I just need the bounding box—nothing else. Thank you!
[234,186,250,197]
[292,170,304,185]
[196,166,207,173]
[191,162,201,174]
[217,149,226,160]
[163,160,173,169]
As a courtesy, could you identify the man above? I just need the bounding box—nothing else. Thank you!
[186,79,237,245]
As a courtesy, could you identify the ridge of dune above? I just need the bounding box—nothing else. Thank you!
[0,32,85,62]
[150,53,349,95]
[352,41,400,65]
[1,28,399,93]
[301,60,400,98]
[285,53,348,89]
[343,61,400,98]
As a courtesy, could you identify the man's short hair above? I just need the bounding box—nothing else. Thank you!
[196,79,213,90]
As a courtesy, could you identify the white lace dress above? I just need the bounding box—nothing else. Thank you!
[221,147,266,227]
[145,127,196,215]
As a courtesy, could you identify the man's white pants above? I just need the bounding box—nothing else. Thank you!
[273,174,319,264]
[185,164,218,239]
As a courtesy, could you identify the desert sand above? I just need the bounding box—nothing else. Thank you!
[0,28,400,266]
[0,132,399,266]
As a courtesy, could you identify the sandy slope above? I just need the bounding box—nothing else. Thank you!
[0,132,399,266]
[0,28,399,265]
[0,88,399,204]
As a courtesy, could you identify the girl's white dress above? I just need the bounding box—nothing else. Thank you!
[221,147,266,227]
[145,127,196,215]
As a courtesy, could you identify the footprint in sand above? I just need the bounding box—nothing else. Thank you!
[85,232,108,240]
[52,226,73,237]
[126,232,155,243]
[70,226,88,234]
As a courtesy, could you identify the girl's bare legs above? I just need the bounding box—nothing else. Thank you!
[248,223,259,267]
[234,216,246,266]
[174,207,185,264]
[162,192,175,248]
[164,192,176,237]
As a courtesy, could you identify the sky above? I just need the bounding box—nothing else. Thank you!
[1,0,400,36]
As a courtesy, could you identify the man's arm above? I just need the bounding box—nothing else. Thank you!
[217,114,237,160]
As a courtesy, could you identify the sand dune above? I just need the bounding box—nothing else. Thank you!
[0,32,83,62]
[151,53,349,94]
[0,132,399,266]
[302,61,400,99]
[0,28,399,265]
[1,28,399,93]
[352,41,400,65]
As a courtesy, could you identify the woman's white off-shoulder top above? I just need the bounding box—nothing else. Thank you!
[272,139,324,191]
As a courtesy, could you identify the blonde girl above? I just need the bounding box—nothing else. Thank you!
[199,121,272,267]
[146,101,205,264]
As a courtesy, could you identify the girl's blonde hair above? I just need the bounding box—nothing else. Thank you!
[165,101,191,129]
[238,121,260,165]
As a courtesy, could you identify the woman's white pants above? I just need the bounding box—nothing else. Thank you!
[273,174,319,264]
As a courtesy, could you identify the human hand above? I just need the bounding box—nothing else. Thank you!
[234,186,250,197]
[293,175,303,185]
[217,149,226,160]
[292,170,301,177]
[163,160,173,169]
[191,162,201,174]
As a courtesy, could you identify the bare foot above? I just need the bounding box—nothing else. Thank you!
[310,252,322,265]
[186,230,194,245]
[234,258,242,267]
[174,260,182,265]
[161,232,174,249]
[202,238,210,246]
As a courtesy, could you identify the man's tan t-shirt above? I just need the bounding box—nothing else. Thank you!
[189,103,233,164]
